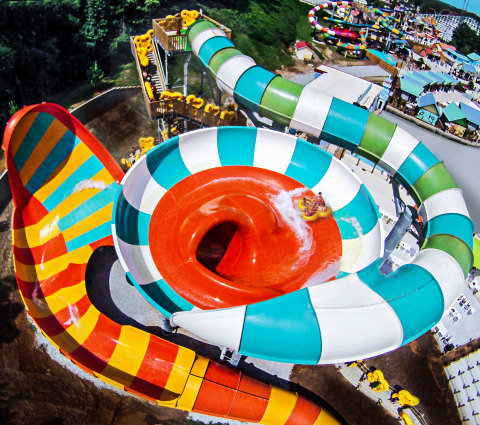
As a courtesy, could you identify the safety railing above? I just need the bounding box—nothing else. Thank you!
[153,14,231,54]
[147,98,246,126]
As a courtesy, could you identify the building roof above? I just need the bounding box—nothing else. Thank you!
[442,102,466,123]
[418,92,436,107]
[404,74,428,88]
[447,48,470,63]
[295,41,314,51]
[412,70,435,85]
[409,71,430,86]
[468,52,480,62]
[438,42,455,52]
[430,71,448,84]
[367,49,397,66]
[421,70,442,84]
[460,102,480,126]
[400,78,424,97]
[462,62,478,75]
[417,92,441,115]
[308,65,383,109]
[441,73,459,85]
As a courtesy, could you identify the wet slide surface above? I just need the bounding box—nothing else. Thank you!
[149,166,342,309]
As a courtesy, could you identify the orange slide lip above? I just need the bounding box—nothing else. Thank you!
[150,166,342,310]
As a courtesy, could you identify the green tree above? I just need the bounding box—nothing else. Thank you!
[88,61,104,90]
[82,0,110,61]
[8,101,19,116]
[451,22,480,56]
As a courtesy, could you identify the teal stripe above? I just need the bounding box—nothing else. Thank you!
[217,126,257,166]
[140,279,193,317]
[65,221,112,251]
[234,66,276,113]
[14,112,56,173]
[335,270,350,279]
[25,131,80,194]
[240,289,321,364]
[284,139,332,188]
[424,213,474,249]
[43,155,104,211]
[358,261,444,345]
[58,182,117,231]
[320,98,369,151]
[146,137,191,189]
[198,36,235,67]
[114,192,151,246]
[396,142,440,187]
[334,185,379,239]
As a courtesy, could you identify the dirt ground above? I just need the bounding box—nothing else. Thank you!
[0,95,464,425]
[276,42,374,80]
[291,335,462,425]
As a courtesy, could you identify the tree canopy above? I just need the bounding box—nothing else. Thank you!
[0,0,312,126]
[451,22,480,56]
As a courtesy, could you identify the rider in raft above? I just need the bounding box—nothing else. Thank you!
[304,192,327,217]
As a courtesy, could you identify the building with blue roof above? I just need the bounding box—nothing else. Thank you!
[468,52,480,68]
[399,77,424,101]
[446,48,470,64]
[367,49,397,66]
[417,92,441,125]
[430,71,449,86]
[442,73,459,86]
[404,72,427,87]
[459,103,480,131]
[442,102,467,133]
[421,70,441,85]
[461,62,478,79]
[411,71,433,86]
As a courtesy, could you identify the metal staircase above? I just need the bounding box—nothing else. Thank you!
[147,51,166,97]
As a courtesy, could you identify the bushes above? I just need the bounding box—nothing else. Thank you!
[206,0,311,71]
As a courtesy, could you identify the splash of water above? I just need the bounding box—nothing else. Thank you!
[302,258,342,288]
[267,187,313,255]
[63,304,80,327]
[193,176,314,264]
[72,180,108,192]
[39,215,60,243]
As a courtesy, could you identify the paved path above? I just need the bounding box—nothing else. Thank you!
[380,110,480,232]
[337,362,426,425]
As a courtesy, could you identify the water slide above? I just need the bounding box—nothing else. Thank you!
[372,8,406,39]
[308,2,405,51]
[3,12,474,425]
[4,103,338,424]
[308,2,367,51]
[165,19,473,363]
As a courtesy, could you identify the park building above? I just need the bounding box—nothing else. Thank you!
[418,13,480,42]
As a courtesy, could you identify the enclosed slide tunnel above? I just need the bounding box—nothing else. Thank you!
[162,19,474,363]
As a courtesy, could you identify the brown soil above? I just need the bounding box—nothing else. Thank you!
[275,43,374,80]
[86,94,158,167]
[292,333,461,425]
[0,97,463,425]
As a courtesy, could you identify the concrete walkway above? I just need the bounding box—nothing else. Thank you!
[337,362,426,425]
